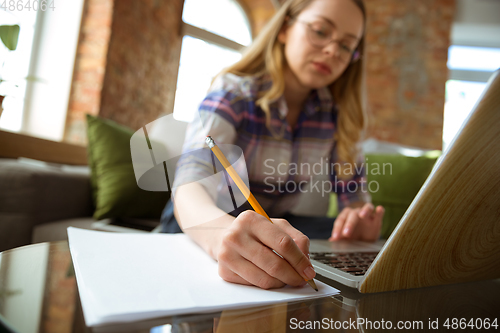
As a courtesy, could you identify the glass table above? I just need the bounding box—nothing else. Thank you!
[1,241,499,333]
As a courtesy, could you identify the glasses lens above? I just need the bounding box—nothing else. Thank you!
[306,25,329,47]
[305,24,357,63]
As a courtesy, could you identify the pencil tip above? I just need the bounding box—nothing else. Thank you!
[307,279,318,291]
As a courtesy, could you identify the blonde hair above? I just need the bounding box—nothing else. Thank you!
[214,0,367,169]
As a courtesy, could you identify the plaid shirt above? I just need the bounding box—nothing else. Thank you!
[173,73,370,217]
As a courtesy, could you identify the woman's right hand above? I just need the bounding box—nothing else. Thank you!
[216,210,316,289]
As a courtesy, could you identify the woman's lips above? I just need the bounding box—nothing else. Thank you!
[312,62,332,75]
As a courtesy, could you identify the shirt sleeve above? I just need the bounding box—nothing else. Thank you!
[172,81,244,199]
[330,149,372,211]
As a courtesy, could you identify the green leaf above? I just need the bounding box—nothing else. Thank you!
[0,25,20,51]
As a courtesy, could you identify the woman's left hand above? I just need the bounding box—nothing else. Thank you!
[329,203,384,242]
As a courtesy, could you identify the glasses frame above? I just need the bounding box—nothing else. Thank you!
[295,20,362,64]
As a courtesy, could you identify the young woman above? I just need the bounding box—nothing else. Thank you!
[161,0,384,289]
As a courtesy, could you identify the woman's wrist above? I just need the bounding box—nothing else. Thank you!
[207,232,223,261]
[181,214,235,261]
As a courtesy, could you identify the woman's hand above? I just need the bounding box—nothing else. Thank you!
[216,210,316,289]
[329,203,384,242]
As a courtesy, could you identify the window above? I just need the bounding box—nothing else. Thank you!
[442,46,500,150]
[0,1,84,141]
[447,46,500,72]
[0,7,37,132]
[173,0,252,122]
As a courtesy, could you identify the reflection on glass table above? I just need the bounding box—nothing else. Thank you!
[0,241,499,333]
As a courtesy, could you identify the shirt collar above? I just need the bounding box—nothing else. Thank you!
[306,86,334,116]
[258,73,334,118]
[276,85,333,119]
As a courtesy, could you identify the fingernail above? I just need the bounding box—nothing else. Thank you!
[332,231,338,239]
[304,266,316,280]
[360,211,367,218]
[307,253,310,260]
[343,228,350,236]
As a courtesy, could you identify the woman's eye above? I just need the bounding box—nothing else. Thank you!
[340,44,352,53]
[313,29,328,39]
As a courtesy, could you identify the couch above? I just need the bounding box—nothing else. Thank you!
[0,158,94,252]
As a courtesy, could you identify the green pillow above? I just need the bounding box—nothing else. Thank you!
[327,151,440,239]
[366,152,440,238]
[86,114,170,220]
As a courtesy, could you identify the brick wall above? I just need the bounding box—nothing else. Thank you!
[64,0,184,144]
[64,0,113,144]
[97,0,184,131]
[364,0,455,149]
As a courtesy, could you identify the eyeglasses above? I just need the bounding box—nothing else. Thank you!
[297,20,361,64]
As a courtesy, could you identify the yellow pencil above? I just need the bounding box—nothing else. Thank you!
[205,136,318,292]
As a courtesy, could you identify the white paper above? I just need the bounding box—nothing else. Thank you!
[67,228,339,327]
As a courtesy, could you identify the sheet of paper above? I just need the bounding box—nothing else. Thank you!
[67,228,339,327]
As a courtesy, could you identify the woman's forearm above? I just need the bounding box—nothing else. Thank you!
[173,182,234,260]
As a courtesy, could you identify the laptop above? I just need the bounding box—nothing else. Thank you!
[309,69,500,293]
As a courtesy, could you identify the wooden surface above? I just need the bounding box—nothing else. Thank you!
[0,130,88,165]
[360,70,500,293]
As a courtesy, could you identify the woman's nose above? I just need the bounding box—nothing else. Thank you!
[323,41,341,58]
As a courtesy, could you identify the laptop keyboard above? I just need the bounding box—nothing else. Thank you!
[310,252,378,276]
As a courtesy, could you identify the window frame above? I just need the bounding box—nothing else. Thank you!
[180,0,253,52]
[447,44,499,83]
[172,0,253,121]
[443,43,499,150]
[181,23,246,53]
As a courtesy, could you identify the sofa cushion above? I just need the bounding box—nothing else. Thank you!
[31,218,98,244]
[0,158,93,252]
[366,151,440,238]
[327,151,440,239]
[86,115,170,220]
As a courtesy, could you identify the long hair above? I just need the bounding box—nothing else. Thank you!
[214,0,367,168]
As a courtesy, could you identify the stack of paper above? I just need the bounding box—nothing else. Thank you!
[67,228,339,326]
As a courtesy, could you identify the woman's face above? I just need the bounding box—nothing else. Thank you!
[278,0,364,90]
